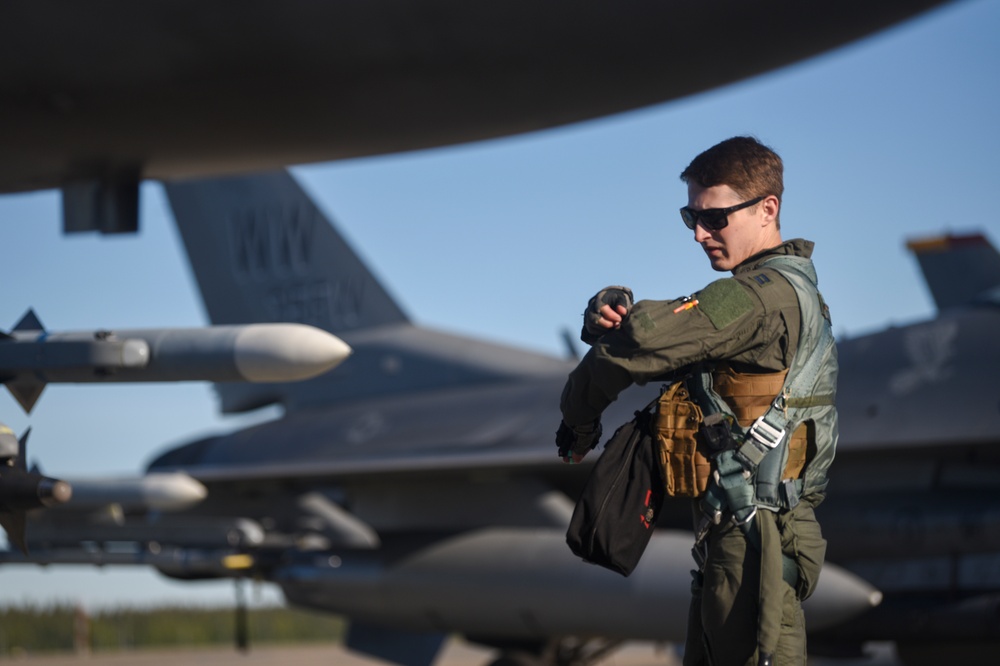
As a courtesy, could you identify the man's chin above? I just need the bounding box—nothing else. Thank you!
[703,247,730,271]
[706,256,731,271]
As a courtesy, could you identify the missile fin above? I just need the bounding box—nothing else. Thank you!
[12,309,45,333]
[0,510,28,555]
[0,428,30,553]
[16,427,29,472]
[6,380,45,414]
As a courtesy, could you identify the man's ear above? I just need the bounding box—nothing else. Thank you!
[761,195,780,226]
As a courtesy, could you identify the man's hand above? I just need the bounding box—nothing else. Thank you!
[595,303,629,329]
[556,420,602,463]
[583,286,633,342]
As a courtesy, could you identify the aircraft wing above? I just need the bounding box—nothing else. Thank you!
[1,0,951,206]
[147,379,657,482]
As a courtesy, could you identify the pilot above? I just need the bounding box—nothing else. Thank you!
[556,136,837,666]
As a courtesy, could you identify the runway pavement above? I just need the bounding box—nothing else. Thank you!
[6,640,681,666]
[8,639,904,665]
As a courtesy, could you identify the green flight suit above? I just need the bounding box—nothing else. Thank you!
[560,238,831,666]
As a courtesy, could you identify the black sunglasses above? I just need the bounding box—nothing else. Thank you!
[680,196,764,231]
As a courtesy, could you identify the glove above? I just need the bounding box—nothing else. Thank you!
[556,420,603,458]
[582,286,634,343]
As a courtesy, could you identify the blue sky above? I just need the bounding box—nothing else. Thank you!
[0,0,997,608]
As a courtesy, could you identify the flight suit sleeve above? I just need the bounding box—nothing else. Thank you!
[560,277,767,426]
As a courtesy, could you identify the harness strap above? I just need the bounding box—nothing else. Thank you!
[692,254,831,527]
[734,259,833,478]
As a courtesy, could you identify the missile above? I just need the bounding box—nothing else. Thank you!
[0,309,352,412]
[0,545,264,578]
[24,516,266,551]
[62,473,208,512]
[0,425,72,554]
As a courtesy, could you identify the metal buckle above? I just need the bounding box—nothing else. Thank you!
[748,416,785,449]
[731,506,757,527]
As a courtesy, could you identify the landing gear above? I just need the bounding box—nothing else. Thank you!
[234,577,249,653]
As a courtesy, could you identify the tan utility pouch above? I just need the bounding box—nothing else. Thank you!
[654,381,711,498]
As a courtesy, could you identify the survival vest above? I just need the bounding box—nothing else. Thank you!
[692,254,838,513]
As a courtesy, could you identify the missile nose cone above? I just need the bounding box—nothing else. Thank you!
[803,563,882,631]
[233,324,352,382]
[38,478,73,506]
[121,339,150,368]
[142,473,207,510]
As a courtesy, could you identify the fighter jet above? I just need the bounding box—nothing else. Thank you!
[0,0,951,232]
[9,171,997,666]
[805,233,1000,664]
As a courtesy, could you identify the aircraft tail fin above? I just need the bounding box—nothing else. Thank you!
[163,171,409,333]
[906,232,1000,310]
[163,170,567,415]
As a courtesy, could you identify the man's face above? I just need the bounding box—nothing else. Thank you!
[686,183,780,272]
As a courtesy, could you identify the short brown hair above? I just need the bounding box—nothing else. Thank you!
[680,136,784,203]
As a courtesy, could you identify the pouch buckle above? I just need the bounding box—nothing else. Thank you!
[748,416,785,450]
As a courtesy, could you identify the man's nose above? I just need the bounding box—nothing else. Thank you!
[693,221,712,242]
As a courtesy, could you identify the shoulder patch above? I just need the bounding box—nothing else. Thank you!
[697,278,755,330]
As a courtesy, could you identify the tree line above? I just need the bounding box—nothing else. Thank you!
[0,604,345,656]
